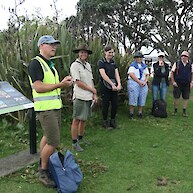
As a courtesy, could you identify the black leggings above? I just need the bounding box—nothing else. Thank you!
[100,83,118,120]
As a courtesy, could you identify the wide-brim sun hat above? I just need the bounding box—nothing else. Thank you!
[73,44,92,55]
[181,50,189,57]
[37,35,60,47]
[158,52,165,57]
[134,51,144,58]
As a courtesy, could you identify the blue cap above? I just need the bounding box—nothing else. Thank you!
[37,35,60,47]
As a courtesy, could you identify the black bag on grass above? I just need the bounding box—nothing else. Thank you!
[152,99,167,118]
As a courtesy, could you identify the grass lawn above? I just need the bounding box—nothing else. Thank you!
[1,90,193,193]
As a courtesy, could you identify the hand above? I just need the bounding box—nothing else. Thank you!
[139,80,147,87]
[112,84,117,91]
[93,94,98,103]
[173,82,178,87]
[61,75,72,87]
[117,84,122,91]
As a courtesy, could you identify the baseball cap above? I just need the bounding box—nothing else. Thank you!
[37,35,60,47]
[181,50,189,57]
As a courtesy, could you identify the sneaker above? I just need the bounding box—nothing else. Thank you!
[78,138,91,146]
[103,120,109,129]
[130,113,134,119]
[38,169,55,188]
[138,113,142,119]
[72,142,84,152]
[110,119,116,128]
[183,112,188,117]
[172,112,177,116]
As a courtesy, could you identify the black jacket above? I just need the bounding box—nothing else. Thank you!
[152,62,170,86]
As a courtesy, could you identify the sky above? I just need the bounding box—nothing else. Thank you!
[0,0,78,30]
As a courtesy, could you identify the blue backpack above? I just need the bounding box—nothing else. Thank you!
[49,150,83,193]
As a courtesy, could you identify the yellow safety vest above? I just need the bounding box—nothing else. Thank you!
[29,56,62,111]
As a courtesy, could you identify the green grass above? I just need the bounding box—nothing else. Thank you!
[1,92,193,193]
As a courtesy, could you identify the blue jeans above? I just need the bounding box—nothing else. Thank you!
[152,82,167,101]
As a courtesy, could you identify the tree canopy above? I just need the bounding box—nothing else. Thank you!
[76,0,193,62]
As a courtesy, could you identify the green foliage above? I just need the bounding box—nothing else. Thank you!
[2,93,193,192]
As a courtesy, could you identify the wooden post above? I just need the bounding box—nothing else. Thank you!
[29,108,37,154]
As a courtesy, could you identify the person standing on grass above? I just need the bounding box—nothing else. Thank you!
[127,51,149,119]
[151,52,170,102]
[170,50,193,117]
[28,35,72,188]
[98,45,122,130]
[70,44,97,152]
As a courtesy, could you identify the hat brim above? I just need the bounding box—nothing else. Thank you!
[134,55,144,58]
[181,54,189,57]
[73,49,92,55]
[46,40,60,44]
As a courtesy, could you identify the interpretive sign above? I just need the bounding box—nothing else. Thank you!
[0,81,34,115]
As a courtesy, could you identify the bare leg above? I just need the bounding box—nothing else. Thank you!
[174,98,179,109]
[41,144,56,169]
[71,119,79,140]
[129,105,134,114]
[78,120,85,136]
[182,99,188,109]
[138,106,142,114]
[40,136,47,154]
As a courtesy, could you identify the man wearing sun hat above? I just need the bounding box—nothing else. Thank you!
[28,35,72,187]
[170,50,193,116]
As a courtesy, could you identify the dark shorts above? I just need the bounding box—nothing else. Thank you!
[173,83,190,99]
[73,99,92,121]
[37,109,61,146]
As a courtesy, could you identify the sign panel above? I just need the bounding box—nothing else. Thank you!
[0,81,34,115]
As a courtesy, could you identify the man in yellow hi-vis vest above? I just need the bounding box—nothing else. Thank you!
[28,35,72,188]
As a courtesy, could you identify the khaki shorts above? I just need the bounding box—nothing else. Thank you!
[73,99,92,121]
[37,109,61,146]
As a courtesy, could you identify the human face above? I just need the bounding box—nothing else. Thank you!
[104,49,114,61]
[135,57,143,63]
[181,55,189,63]
[40,43,58,59]
[78,50,88,62]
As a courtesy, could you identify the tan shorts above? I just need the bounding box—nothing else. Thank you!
[37,109,61,146]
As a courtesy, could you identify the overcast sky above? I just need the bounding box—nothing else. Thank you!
[0,0,78,30]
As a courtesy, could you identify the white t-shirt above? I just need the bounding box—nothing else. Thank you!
[128,63,149,81]
[70,59,94,100]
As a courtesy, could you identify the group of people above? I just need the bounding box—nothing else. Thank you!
[28,35,192,188]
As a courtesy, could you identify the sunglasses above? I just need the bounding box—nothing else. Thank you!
[181,55,188,57]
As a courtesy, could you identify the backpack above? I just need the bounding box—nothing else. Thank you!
[49,150,83,193]
[152,99,167,118]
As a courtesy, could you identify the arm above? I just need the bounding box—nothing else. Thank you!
[91,80,97,102]
[115,68,122,91]
[33,75,72,93]
[129,72,141,84]
[99,68,117,90]
[191,63,193,88]
[170,63,178,87]
[75,80,97,95]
